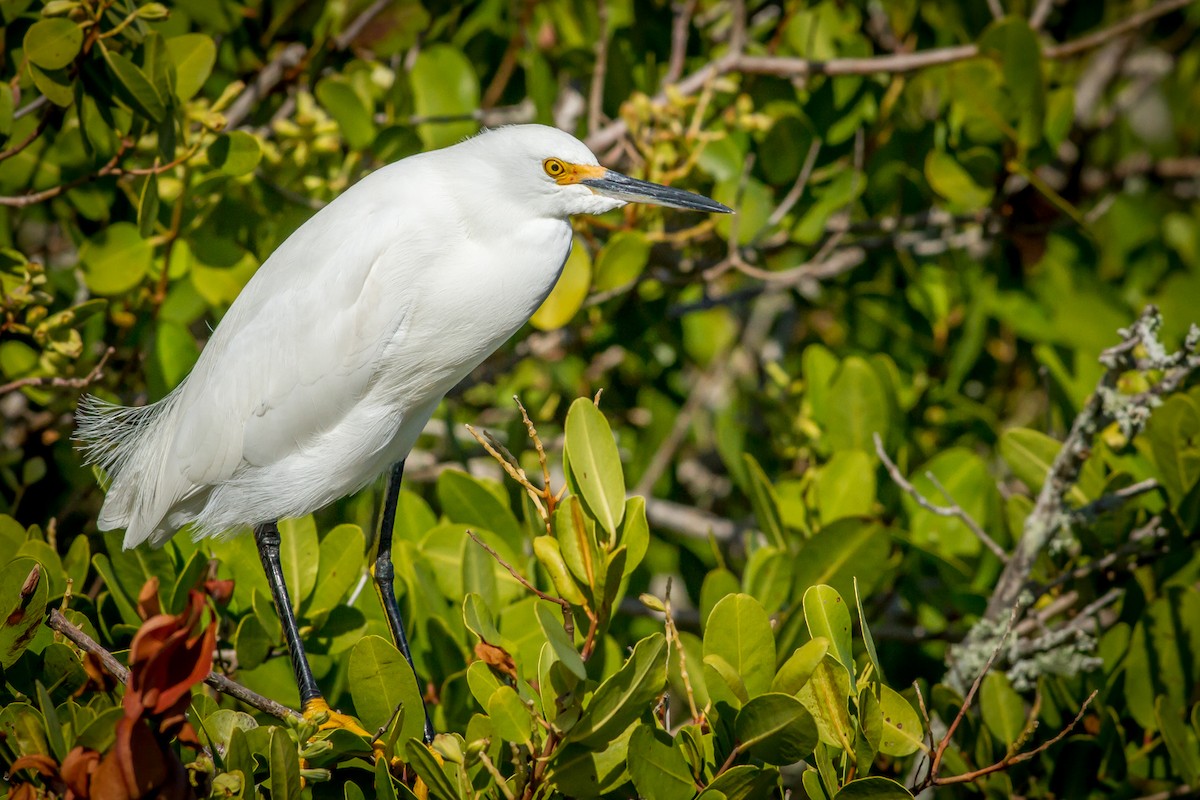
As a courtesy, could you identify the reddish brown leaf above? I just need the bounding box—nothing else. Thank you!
[5,564,40,625]
[62,745,101,798]
[202,578,234,605]
[10,752,59,777]
[475,641,518,680]
[136,577,161,620]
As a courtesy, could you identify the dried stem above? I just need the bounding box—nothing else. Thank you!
[0,347,115,397]
[47,609,301,722]
[464,530,574,641]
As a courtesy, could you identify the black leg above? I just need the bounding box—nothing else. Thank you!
[374,459,435,744]
[254,521,322,706]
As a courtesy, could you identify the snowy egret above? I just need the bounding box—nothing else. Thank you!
[76,124,730,741]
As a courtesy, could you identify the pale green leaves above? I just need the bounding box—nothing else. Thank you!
[704,593,776,702]
[565,398,626,538]
[565,633,667,749]
[735,693,819,764]
[411,45,478,149]
[80,222,154,296]
[24,19,82,71]
[348,635,425,744]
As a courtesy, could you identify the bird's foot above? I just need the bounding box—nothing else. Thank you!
[302,697,371,738]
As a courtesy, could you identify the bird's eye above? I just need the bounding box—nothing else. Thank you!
[543,158,567,178]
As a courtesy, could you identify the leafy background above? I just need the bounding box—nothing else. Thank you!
[1,0,1199,798]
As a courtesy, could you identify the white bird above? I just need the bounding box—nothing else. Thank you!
[76,123,729,741]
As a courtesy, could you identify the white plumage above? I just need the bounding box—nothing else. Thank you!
[76,124,728,550]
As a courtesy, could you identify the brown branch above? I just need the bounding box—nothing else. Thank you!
[47,608,302,722]
[586,0,1192,153]
[465,529,574,641]
[223,43,308,130]
[0,347,115,397]
[663,0,697,87]
[587,0,611,135]
[481,0,536,110]
[0,105,56,163]
[931,690,1098,787]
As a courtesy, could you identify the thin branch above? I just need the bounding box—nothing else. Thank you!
[587,0,610,135]
[931,690,1098,787]
[481,0,535,110]
[331,0,389,50]
[917,607,1018,791]
[1068,478,1159,522]
[663,0,697,87]
[465,530,574,640]
[223,43,308,130]
[1035,516,1168,594]
[0,347,115,397]
[47,608,302,722]
[586,0,1192,152]
[874,433,1009,562]
[986,0,1005,21]
[1029,0,1057,30]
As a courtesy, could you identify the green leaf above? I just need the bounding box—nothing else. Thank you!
[878,684,923,757]
[535,600,585,679]
[436,470,524,551]
[80,222,154,296]
[208,131,262,176]
[307,523,365,615]
[793,520,890,603]
[980,671,1025,746]
[487,685,533,746]
[566,633,667,748]
[277,515,319,610]
[375,753,399,800]
[410,45,479,149]
[1000,428,1095,505]
[564,397,626,538]
[703,593,776,699]
[742,454,786,548]
[102,48,166,122]
[269,727,302,800]
[627,723,695,800]
[1156,695,1200,786]
[29,63,73,106]
[404,738,459,800]
[797,656,854,753]
[803,585,854,687]
[23,19,82,70]
[531,238,591,330]
[0,559,48,668]
[617,496,649,578]
[823,356,890,453]
[593,230,651,292]
[0,84,12,137]
[980,17,1044,149]
[903,447,998,559]
[925,151,993,211]
[816,450,876,523]
[165,33,216,101]
[772,638,829,695]
[349,635,425,743]
[735,693,819,764]
[316,77,376,151]
[703,764,781,800]
[549,723,636,798]
[834,776,914,799]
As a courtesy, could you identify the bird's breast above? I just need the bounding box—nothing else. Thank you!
[371,217,571,402]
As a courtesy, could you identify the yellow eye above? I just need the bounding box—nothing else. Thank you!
[543,158,567,178]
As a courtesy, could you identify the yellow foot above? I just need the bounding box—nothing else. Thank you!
[302,697,371,738]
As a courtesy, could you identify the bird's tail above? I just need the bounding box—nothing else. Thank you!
[75,393,183,548]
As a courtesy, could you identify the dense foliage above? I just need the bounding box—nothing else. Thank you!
[2,0,1199,798]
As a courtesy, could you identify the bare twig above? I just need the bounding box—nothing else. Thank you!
[874,433,1009,562]
[465,529,574,641]
[1068,478,1159,522]
[331,0,389,50]
[986,0,1005,20]
[663,0,698,87]
[223,43,308,129]
[0,347,115,397]
[1029,0,1058,30]
[47,609,302,722]
[587,0,611,135]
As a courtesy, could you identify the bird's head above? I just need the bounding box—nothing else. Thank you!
[465,124,732,219]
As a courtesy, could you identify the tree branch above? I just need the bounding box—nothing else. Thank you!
[47,608,302,722]
[586,0,1192,153]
